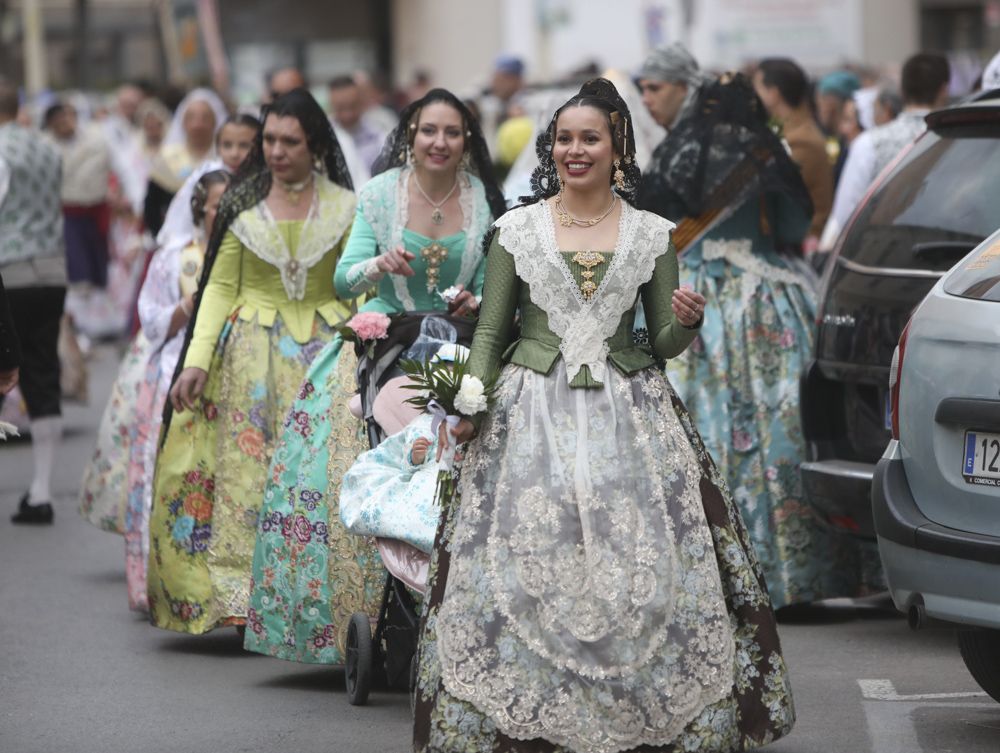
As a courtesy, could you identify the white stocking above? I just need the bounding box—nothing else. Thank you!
[28,416,62,505]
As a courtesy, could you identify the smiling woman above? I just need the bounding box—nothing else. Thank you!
[411,78,794,753]
[241,88,507,667]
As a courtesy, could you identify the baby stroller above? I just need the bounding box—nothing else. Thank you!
[343,312,476,706]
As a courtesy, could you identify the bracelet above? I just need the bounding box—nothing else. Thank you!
[180,299,193,317]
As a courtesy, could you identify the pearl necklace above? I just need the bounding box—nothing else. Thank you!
[276,173,314,206]
[413,172,459,225]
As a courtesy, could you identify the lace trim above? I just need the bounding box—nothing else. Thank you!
[360,166,489,311]
[436,364,736,753]
[229,175,355,301]
[702,238,812,309]
[496,201,675,384]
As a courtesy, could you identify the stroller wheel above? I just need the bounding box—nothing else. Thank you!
[345,613,373,706]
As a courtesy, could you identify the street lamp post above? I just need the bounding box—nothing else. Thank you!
[21,0,47,95]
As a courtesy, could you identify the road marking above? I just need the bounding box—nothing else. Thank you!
[859,679,997,753]
[859,678,988,701]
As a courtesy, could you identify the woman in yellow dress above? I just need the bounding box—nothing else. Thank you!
[146,88,356,634]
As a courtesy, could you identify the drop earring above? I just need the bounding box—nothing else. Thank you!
[613,158,625,191]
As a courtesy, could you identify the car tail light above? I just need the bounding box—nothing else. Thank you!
[888,318,912,440]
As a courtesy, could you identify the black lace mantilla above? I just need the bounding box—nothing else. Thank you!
[639,72,812,227]
[371,88,507,223]
[163,87,355,433]
[524,77,643,207]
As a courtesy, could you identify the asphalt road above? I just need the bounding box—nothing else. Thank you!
[1,344,998,753]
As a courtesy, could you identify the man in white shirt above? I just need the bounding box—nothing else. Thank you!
[328,75,390,173]
[0,80,66,525]
[821,54,951,250]
[44,101,114,289]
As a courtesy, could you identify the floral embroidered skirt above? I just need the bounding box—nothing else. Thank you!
[243,336,385,663]
[413,362,793,753]
[123,340,180,612]
[79,333,151,534]
[146,311,334,634]
[666,244,883,609]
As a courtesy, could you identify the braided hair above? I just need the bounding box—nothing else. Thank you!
[524,77,642,206]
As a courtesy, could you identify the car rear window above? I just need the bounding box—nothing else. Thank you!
[840,123,1000,272]
[944,232,1000,302]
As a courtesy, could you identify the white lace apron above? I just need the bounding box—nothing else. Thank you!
[435,201,736,753]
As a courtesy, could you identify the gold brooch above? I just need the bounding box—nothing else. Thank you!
[572,251,605,301]
[420,242,450,293]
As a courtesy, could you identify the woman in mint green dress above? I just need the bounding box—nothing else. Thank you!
[639,73,880,609]
[244,89,506,663]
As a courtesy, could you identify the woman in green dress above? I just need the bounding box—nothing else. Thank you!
[413,78,794,753]
[243,89,506,663]
[146,89,356,634]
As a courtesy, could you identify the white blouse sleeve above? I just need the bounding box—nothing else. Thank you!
[137,242,183,351]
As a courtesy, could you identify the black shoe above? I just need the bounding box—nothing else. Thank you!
[11,494,53,525]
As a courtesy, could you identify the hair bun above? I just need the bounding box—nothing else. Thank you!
[577,77,623,104]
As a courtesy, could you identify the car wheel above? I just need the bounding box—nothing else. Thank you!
[958,629,1000,703]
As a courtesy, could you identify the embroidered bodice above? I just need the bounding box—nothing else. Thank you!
[184,180,356,371]
[467,200,698,392]
[334,166,494,313]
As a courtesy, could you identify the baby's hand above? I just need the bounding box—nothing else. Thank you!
[410,437,432,465]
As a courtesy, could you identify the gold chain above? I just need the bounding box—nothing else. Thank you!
[554,191,617,228]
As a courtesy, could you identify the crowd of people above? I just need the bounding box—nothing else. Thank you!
[2,40,1000,753]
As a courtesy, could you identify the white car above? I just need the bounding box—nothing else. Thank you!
[874,228,1000,702]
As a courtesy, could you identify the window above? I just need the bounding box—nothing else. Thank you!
[841,122,1000,272]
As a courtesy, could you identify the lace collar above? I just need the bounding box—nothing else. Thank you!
[360,166,492,310]
[229,174,356,301]
[496,200,676,384]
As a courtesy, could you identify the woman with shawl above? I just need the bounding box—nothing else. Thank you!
[145,89,356,634]
[412,78,793,753]
[243,88,506,664]
[143,88,228,237]
[638,69,878,609]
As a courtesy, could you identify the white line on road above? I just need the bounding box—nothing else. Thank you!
[858,678,988,702]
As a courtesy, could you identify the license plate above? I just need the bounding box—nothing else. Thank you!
[963,431,1000,486]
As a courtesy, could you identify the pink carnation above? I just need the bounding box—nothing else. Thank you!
[347,312,391,342]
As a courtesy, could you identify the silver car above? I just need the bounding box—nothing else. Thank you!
[873,229,1000,702]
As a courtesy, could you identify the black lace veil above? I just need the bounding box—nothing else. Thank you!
[162,87,354,434]
[638,72,812,231]
[371,88,507,221]
[523,77,642,206]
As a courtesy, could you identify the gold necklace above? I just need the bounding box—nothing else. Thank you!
[554,191,617,228]
[413,172,459,225]
[276,173,313,206]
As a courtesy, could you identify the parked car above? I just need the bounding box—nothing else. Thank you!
[873,229,1000,702]
[800,90,1000,539]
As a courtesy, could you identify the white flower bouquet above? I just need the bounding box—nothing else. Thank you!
[399,353,497,482]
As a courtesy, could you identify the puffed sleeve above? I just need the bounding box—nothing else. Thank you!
[137,244,182,351]
[184,231,242,371]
